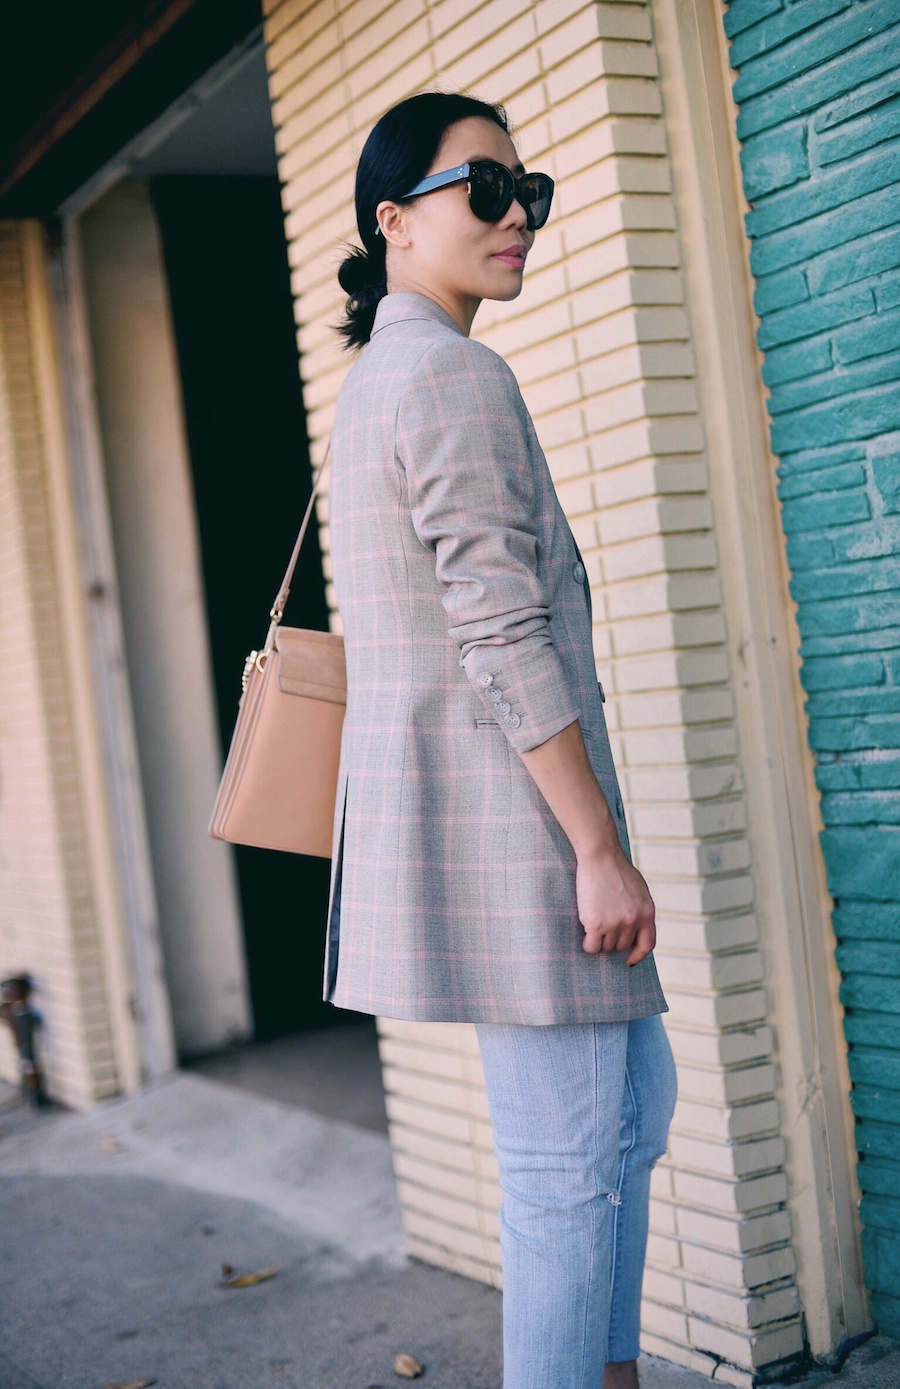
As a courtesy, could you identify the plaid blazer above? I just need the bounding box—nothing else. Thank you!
[323,292,666,1024]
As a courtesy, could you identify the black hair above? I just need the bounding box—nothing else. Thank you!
[336,91,509,350]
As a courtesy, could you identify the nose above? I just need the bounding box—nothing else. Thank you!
[507,195,529,231]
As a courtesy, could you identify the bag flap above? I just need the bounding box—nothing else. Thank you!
[276,626,347,704]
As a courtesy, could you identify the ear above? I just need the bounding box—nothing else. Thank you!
[376,200,413,248]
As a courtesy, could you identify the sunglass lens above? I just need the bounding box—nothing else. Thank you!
[468,162,513,222]
[522,173,553,230]
[467,163,554,229]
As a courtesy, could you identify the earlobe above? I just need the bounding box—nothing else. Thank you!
[377,201,412,249]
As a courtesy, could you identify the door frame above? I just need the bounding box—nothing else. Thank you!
[49,216,177,1080]
[44,32,269,1075]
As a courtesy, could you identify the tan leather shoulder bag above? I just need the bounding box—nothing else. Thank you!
[209,448,345,858]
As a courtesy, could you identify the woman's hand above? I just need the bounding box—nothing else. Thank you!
[517,718,657,967]
[576,848,656,966]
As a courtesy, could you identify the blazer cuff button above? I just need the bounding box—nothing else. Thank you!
[478,672,494,688]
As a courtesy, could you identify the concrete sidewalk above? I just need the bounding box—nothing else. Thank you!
[0,1073,896,1389]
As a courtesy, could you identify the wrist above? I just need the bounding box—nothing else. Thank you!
[574,829,621,866]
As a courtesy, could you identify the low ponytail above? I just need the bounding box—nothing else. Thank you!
[336,91,508,350]
[336,245,387,350]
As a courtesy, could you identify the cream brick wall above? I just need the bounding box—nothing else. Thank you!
[261,0,810,1379]
[0,223,123,1109]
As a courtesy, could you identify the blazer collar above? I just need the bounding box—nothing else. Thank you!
[370,291,465,339]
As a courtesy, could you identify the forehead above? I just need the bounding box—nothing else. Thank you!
[435,116,523,172]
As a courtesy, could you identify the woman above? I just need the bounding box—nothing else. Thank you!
[324,92,677,1389]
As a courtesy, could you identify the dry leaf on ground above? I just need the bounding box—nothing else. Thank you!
[393,1352,424,1378]
[103,1379,156,1388]
[221,1265,280,1288]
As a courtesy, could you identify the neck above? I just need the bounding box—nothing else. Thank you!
[386,273,480,336]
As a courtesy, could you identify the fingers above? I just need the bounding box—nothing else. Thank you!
[626,919,657,967]
[576,855,656,960]
[581,915,640,956]
[581,908,656,960]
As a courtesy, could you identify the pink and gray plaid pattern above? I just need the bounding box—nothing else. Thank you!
[323,292,666,1024]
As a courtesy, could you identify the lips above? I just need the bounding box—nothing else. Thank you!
[493,245,527,267]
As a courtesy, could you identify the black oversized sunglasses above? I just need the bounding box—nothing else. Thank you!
[402,159,555,231]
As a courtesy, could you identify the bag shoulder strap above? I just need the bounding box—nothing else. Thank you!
[262,440,331,655]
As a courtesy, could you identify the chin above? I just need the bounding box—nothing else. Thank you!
[483,274,525,303]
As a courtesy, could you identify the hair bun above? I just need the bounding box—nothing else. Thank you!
[336,246,388,349]
[338,247,383,297]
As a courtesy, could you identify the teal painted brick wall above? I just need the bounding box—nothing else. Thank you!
[724,0,900,1340]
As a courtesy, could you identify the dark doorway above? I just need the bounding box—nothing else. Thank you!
[152,175,349,1038]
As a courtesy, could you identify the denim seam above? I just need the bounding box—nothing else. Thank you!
[607,1059,639,1361]
[579,1023,602,1388]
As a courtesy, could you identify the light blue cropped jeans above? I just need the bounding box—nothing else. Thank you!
[475,1014,677,1389]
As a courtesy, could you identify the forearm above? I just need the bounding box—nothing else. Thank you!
[519,718,656,962]
[518,718,621,862]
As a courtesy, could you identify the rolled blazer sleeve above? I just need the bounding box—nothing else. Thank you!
[396,336,580,754]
